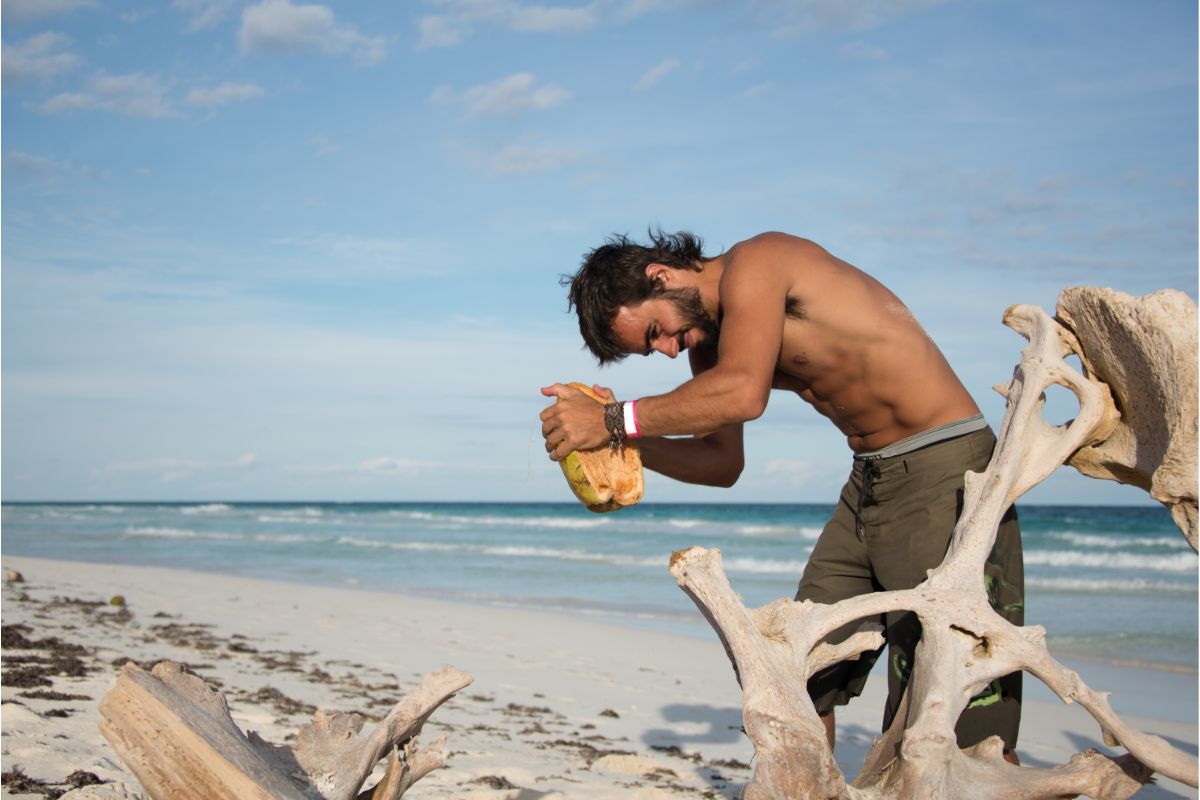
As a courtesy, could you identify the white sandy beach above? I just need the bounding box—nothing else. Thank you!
[1,555,1196,799]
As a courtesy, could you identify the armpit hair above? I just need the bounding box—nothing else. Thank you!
[785,295,806,320]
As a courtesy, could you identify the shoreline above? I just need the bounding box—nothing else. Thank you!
[3,550,1195,677]
[2,555,1196,799]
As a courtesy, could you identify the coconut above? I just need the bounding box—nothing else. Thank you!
[558,383,644,513]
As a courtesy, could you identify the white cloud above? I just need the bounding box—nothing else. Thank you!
[485,143,586,175]
[291,456,448,476]
[757,0,949,36]
[99,452,255,482]
[42,71,176,118]
[239,0,387,65]
[507,3,597,32]
[761,458,828,487]
[432,72,571,117]
[839,40,888,61]
[2,150,104,186]
[185,82,266,108]
[172,0,237,31]
[743,80,775,98]
[417,0,602,49]
[120,8,155,23]
[4,151,67,178]
[2,32,82,87]
[1,0,93,22]
[421,0,878,49]
[273,233,444,276]
[633,58,680,91]
[310,133,341,156]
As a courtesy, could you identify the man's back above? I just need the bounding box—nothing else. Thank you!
[717,233,980,451]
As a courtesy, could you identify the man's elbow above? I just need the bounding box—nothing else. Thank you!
[710,453,744,488]
[732,388,769,423]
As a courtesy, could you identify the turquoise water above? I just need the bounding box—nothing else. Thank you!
[2,502,1195,670]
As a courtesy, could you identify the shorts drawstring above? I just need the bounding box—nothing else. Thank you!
[855,461,881,541]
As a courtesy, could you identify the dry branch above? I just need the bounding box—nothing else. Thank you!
[670,288,1198,799]
[99,661,472,800]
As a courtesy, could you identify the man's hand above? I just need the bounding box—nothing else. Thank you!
[539,383,613,461]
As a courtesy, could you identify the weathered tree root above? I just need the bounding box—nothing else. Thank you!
[99,660,472,800]
[670,288,1199,799]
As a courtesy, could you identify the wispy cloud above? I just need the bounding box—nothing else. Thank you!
[99,452,258,483]
[633,58,680,91]
[760,458,840,491]
[2,32,82,87]
[743,80,775,98]
[289,456,449,476]
[483,143,587,175]
[431,72,571,117]
[755,0,949,36]
[239,0,387,65]
[839,40,889,61]
[41,71,176,118]
[418,0,946,49]
[4,151,68,179]
[172,0,237,31]
[3,150,104,186]
[273,234,446,276]
[185,82,266,109]
[1,0,94,23]
[417,0,607,49]
[120,8,155,24]
[310,133,341,156]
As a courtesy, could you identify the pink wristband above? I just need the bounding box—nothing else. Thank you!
[623,400,641,438]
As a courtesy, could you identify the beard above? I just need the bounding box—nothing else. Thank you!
[663,287,720,352]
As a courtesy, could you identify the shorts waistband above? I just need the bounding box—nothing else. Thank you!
[854,414,988,461]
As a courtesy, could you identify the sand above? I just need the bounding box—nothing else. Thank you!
[1,555,1195,799]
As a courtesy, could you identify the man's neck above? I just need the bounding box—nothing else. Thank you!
[697,254,727,317]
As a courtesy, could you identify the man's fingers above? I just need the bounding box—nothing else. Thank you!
[591,384,615,402]
[540,383,572,399]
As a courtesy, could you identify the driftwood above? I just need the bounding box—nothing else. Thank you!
[98,661,472,800]
[669,287,1199,799]
[1057,289,1198,549]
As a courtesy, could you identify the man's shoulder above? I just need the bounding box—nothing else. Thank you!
[731,232,824,260]
[724,233,827,280]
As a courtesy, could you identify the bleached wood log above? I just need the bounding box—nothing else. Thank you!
[1055,288,1198,550]
[670,289,1198,799]
[99,661,472,800]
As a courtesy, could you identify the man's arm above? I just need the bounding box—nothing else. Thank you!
[637,424,745,487]
[579,382,746,488]
[541,240,789,460]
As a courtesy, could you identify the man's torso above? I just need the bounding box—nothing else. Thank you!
[710,234,980,452]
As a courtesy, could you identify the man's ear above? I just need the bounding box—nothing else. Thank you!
[645,262,674,288]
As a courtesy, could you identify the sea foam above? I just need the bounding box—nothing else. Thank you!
[1023,549,1198,573]
[124,526,242,540]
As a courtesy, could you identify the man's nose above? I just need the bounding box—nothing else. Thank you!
[654,336,679,358]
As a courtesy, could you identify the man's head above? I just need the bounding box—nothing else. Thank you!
[564,230,717,364]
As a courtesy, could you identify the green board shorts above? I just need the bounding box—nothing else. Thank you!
[795,425,1024,750]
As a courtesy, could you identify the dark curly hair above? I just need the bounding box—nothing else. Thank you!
[563,229,708,364]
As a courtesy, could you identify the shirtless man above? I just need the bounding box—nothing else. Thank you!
[539,230,1023,758]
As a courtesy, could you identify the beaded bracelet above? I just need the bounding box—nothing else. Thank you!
[603,401,626,451]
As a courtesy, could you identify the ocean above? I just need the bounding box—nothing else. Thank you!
[2,502,1195,672]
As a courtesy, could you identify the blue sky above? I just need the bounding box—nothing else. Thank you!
[2,0,1196,504]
